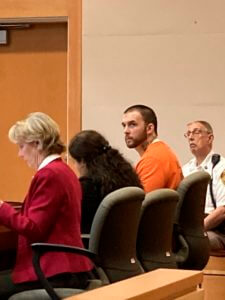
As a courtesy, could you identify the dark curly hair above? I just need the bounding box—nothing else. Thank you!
[69,130,142,198]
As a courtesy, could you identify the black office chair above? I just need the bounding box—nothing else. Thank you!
[137,188,179,271]
[174,171,211,270]
[88,186,145,282]
[9,186,145,300]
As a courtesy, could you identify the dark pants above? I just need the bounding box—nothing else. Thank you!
[207,230,225,252]
[0,270,90,300]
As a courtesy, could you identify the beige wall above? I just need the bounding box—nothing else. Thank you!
[82,0,225,165]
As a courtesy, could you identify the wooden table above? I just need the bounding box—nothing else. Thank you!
[66,269,204,300]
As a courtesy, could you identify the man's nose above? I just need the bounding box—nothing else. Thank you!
[123,126,129,134]
[188,134,194,141]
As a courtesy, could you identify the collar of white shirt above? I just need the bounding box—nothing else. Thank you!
[38,154,61,171]
[184,150,215,175]
[193,150,214,170]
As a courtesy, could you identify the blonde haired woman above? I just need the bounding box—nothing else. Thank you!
[0,112,92,299]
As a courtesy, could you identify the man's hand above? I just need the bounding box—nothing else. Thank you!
[204,206,225,231]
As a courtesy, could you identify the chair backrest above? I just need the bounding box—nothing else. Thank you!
[137,188,179,271]
[174,171,211,270]
[89,186,145,283]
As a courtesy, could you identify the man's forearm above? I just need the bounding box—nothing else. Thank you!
[204,206,225,231]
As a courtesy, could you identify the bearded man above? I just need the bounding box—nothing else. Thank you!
[122,104,183,192]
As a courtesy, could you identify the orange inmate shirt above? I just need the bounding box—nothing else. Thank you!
[135,141,183,193]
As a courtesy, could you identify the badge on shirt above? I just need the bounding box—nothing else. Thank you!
[221,170,225,185]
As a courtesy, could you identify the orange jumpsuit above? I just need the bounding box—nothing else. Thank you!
[136,141,183,192]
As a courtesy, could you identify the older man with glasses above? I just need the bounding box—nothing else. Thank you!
[183,120,225,253]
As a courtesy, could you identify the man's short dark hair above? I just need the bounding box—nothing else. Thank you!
[124,104,158,135]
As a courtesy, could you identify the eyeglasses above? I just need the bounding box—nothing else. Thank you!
[184,129,210,138]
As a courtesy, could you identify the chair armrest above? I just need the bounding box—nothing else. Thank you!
[31,242,99,300]
[32,242,97,261]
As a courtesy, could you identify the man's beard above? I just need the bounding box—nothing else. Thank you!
[125,131,148,149]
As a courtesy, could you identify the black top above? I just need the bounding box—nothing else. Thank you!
[79,176,102,234]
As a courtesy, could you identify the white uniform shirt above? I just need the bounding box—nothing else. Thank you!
[182,151,225,214]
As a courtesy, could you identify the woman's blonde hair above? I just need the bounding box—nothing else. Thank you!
[8,112,65,155]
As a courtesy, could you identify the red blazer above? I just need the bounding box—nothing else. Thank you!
[0,158,92,283]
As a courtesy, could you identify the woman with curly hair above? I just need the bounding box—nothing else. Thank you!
[69,130,143,234]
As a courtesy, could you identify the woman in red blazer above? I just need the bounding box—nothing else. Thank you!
[0,112,92,299]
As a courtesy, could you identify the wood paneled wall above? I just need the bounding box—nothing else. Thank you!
[0,0,81,201]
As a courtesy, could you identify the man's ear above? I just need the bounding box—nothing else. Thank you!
[146,123,154,135]
[209,133,214,144]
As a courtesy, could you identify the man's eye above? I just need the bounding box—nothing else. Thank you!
[193,130,201,134]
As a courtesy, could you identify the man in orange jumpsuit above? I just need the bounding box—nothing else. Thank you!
[122,104,183,192]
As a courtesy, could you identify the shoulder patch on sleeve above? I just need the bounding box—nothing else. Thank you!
[220,170,225,185]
